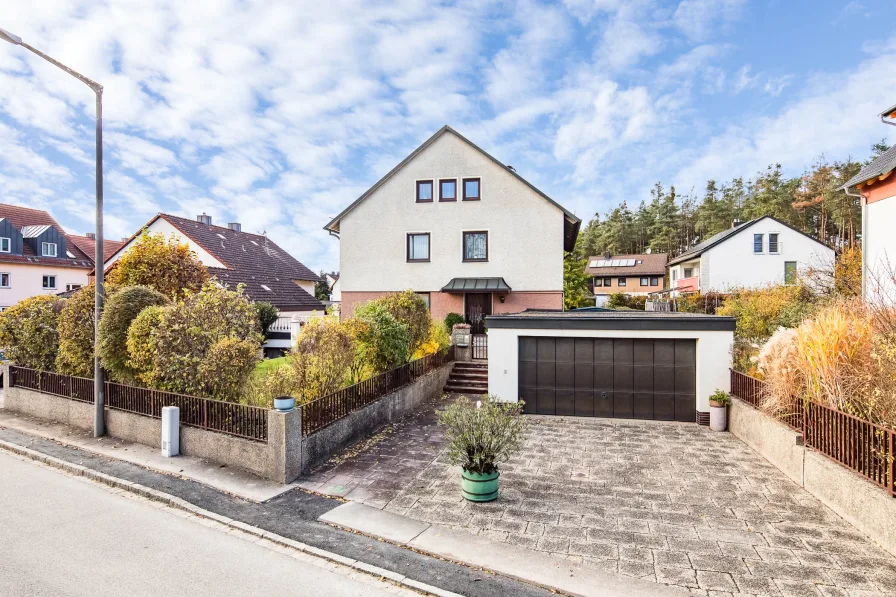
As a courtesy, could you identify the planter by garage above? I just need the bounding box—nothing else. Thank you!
[709,390,731,432]
[461,470,500,502]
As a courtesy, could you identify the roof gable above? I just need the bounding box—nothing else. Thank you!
[324,126,581,251]
[668,216,831,266]
[841,145,896,190]
[0,203,93,267]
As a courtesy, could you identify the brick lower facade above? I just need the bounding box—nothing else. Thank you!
[340,290,563,323]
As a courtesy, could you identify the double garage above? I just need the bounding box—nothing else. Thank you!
[486,311,735,423]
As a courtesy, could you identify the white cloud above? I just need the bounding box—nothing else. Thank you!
[733,64,760,93]
[673,0,746,42]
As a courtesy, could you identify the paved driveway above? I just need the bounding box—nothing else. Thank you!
[382,416,896,596]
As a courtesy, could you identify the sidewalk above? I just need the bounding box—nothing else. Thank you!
[0,410,293,502]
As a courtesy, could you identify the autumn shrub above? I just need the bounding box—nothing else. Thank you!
[717,285,817,374]
[97,286,169,382]
[354,302,411,372]
[107,231,209,299]
[0,295,63,370]
[151,281,262,399]
[413,320,450,359]
[56,283,98,377]
[255,302,279,336]
[444,312,465,334]
[243,364,299,408]
[374,290,429,356]
[607,293,646,310]
[125,305,167,386]
[758,299,896,427]
[198,337,262,402]
[279,316,355,403]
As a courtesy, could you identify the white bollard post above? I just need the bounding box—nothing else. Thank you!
[161,406,180,457]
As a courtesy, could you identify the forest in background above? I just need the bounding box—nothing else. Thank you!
[574,141,891,260]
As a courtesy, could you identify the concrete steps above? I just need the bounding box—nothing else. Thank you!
[444,361,488,395]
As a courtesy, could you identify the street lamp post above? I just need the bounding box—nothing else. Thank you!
[1,27,106,437]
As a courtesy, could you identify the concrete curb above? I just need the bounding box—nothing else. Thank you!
[0,438,463,597]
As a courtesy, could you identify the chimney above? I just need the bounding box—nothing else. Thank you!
[121,237,128,242]
[603,251,611,259]
[85,232,96,240]
[228,222,241,232]
[197,213,212,226]
[733,219,743,227]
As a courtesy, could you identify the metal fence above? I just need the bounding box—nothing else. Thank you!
[301,349,453,436]
[729,369,895,497]
[9,366,268,442]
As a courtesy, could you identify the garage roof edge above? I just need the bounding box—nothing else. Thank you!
[485,313,736,332]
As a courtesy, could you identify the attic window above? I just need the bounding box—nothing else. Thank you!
[42,242,58,257]
[261,284,272,291]
[0,238,10,253]
[66,250,76,259]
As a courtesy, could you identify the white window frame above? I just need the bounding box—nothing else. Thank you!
[65,283,82,292]
[768,232,780,254]
[0,237,10,253]
[0,273,9,288]
[753,234,764,254]
[42,242,58,257]
[42,275,57,289]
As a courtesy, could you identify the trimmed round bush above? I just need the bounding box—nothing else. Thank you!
[0,295,63,370]
[444,312,464,334]
[56,284,98,377]
[98,285,169,382]
[125,304,167,386]
[198,337,261,402]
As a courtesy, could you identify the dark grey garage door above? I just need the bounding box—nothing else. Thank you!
[518,337,696,422]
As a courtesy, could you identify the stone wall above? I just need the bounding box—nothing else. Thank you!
[301,363,452,472]
[1,371,300,484]
[729,397,896,558]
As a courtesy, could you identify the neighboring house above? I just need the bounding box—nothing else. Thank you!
[586,253,667,306]
[667,215,834,294]
[0,203,105,309]
[327,273,340,302]
[841,102,896,305]
[324,126,580,333]
[104,213,324,357]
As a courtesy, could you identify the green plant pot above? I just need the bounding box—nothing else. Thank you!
[461,469,499,502]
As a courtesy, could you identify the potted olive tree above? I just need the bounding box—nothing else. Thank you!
[437,396,527,502]
[709,389,731,432]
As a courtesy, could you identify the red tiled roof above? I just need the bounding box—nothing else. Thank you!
[585,253,668,277]
[69,235,125,261]
[0,203,93,269]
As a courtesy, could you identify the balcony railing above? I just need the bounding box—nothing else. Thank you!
[674,276,699,292]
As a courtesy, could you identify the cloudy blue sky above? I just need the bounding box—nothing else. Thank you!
[1,0,894,272]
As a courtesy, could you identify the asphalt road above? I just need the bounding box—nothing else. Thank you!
[0,451,415,597]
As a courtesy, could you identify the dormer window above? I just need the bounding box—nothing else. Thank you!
[0,238,9,253]
[42,242,57,257]
[416,180,433,203]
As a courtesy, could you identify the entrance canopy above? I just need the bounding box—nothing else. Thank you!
[441,277,512,293]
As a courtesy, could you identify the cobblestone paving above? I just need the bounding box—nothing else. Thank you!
[296,393,455,508]
[382,416,896,597]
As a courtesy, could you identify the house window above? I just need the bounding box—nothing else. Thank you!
[66,283,82,291]
[43,275,56,289]
[640,277,648,286]
[618,277,626,287]
[407,233,430,262]
[650,277,660,287]
[753,234,764,254]
[593,278,602,288]
[417,292,431,310]
[43,242,58,257]
[784,261,797,285]
[416,180,433,203]
[769,233,780,254]
[683,267,694,278]
[463,178,480,201]
[671,270,677,282]
[463,231,488,262]
[0,273,9,288]
[0,238,10,253]
[439,179,457,202]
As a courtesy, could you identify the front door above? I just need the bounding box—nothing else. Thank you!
[465,293,492,334]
